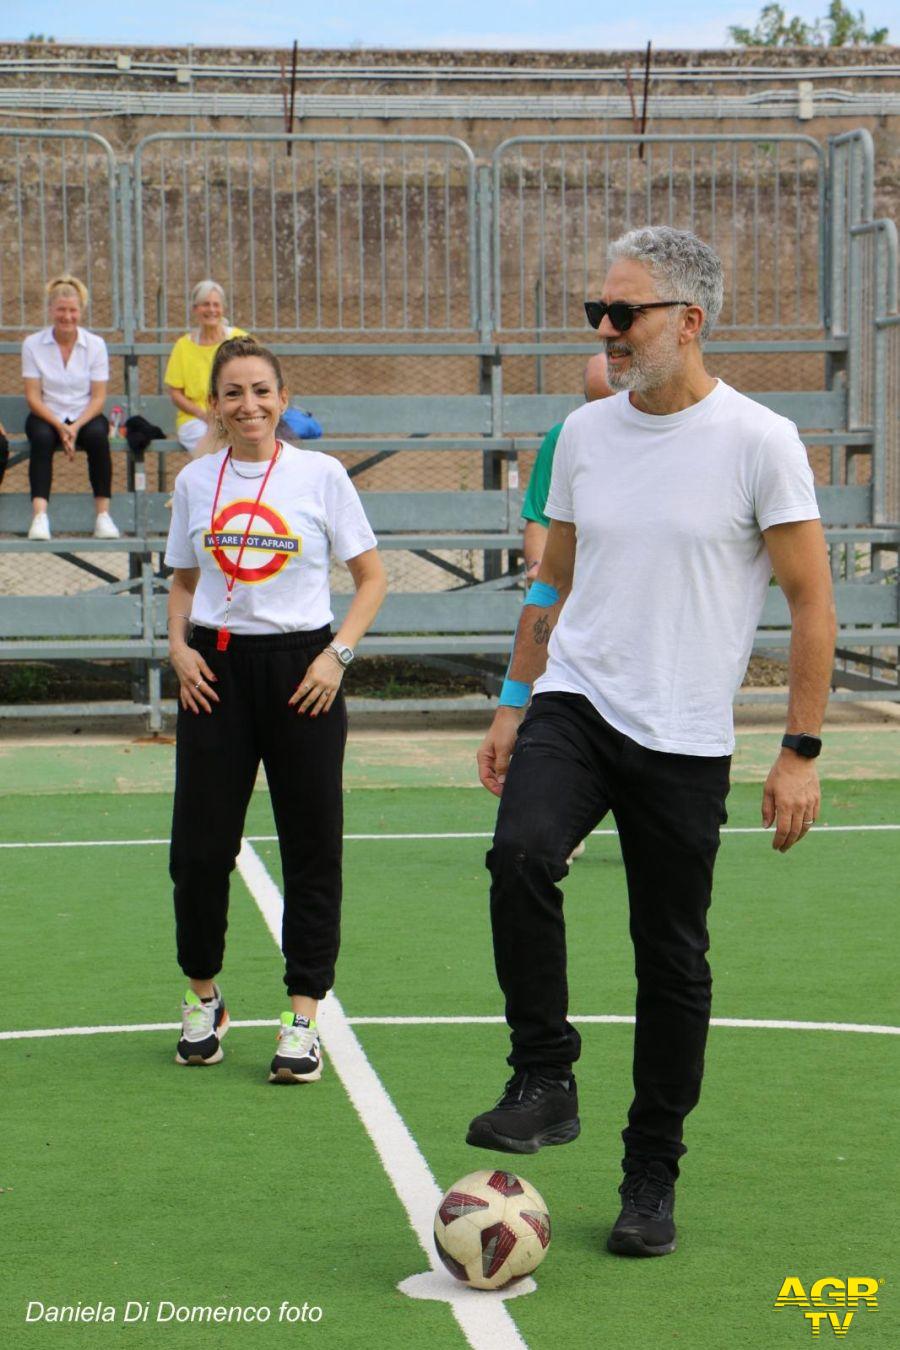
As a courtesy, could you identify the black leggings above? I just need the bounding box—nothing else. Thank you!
[26,412,112,501]
[170,625,347,1000]
[0,432,8,487]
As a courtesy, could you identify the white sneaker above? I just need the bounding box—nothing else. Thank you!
[566,839,587,866]
[28,512,51,541]
[93,511,120,539]
[269,1013,323,1083]
[175,986,229,1066]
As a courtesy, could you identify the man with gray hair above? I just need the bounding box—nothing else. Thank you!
[466,227,836,1257]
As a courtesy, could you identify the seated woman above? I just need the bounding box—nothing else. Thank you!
[22,275,118,540]
[163,280,246,456]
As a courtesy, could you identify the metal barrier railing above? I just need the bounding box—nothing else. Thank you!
[828,129,875,341]
[131,133,479,336]
[0,129,120,333]
[491,134,827,333]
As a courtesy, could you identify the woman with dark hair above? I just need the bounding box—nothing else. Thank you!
[22,274,118,540]
[164,336,386,1084]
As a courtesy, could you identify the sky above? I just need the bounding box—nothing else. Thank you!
[1,0,894,52]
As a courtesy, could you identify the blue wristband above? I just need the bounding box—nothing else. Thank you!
[499,678,531,708]
[524,580,560,608]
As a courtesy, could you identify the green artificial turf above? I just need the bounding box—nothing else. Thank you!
[1,777,897,1350]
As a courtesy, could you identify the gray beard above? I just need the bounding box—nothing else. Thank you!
[604,329,682,394]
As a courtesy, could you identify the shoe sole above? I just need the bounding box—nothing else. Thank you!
[268,1063,323,1084]
[174,1010,229,1066]
[465,1116,580,1154]
[606,1231,677,1258]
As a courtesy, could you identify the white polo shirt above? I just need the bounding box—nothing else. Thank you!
[22,327,110,421]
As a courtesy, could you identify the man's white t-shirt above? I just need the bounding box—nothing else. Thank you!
[164,443,377,633]
[535,380,820,756]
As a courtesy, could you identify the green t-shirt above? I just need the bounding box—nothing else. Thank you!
[521,422,563,528]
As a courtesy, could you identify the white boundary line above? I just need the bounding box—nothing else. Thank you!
[234,839,532,1350]
[0,823,897,850]
[3,1014,897,1043]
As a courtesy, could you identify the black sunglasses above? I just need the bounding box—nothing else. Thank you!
[584,300,689,332]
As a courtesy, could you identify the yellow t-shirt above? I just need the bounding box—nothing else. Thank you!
[163,328,247,428]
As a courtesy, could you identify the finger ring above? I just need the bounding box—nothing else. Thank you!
[194,680,202,689]
[803,819,815,826]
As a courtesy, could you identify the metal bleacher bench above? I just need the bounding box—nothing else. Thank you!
[1,386,898,721]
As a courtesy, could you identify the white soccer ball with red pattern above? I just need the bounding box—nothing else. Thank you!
[433,1169,551,1290]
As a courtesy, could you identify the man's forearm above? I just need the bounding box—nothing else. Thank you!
[522,520,548,582]
[784,599,837,734]
[507,595,565,687]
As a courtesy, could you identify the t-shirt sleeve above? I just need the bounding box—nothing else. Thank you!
[88,336,109,383]
[322,459,378,562]
[163,470,199,569]
[21,335,40,380]
[163,338,185,390]
[521,424,561,527]
[752,421,820,531]
[545,421,575,523]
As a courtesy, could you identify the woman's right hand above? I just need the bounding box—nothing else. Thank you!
[170,644,220,715]
[59,423,76,458]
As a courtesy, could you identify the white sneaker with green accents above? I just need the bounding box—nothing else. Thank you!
[175,987,229,1065]
[269,1013,322,1083]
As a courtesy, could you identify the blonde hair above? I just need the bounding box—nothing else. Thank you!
[46,274,89,311]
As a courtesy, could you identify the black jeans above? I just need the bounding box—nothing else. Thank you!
[26,411,112,500]
[170,625,347,999]
[488,692,730,1173]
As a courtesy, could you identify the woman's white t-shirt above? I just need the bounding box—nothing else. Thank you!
[164,443,377,633]
[535,380,820,757]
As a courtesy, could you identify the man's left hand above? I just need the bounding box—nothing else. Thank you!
[761,751,821,852]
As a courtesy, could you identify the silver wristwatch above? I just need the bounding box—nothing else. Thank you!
[327,642,355,668]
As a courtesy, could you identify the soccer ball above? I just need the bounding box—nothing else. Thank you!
[433,1169,551,1290]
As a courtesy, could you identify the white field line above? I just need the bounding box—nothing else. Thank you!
[234,839,531,1350]
[3,1014,898,1044]
[0,823,897,849]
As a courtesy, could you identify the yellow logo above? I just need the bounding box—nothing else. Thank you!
[774,1276,882,1337]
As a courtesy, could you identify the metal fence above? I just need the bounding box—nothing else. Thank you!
[491,134,827,333]
[0,124,898,717]
[0,129,120,334]
[132,134,478,335]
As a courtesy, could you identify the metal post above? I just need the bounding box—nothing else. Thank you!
[119,160,152,718]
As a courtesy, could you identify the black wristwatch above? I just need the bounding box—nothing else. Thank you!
[781,733,822,759]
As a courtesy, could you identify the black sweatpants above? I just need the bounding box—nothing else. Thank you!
[170,624,347,999]
[488,692,730,1174]
[26,411,112,500]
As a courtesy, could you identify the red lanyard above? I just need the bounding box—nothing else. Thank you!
[208,444,281,651]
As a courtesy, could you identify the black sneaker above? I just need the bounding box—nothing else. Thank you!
[606,1161,677,1257]
[466,1069,580,1154]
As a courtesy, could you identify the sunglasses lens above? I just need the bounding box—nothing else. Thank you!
[584,302,634,331]
[607,303,634,332]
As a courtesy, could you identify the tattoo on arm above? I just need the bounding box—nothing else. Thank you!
[532,614,551,646]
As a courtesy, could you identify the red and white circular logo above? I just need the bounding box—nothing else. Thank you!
[204,499,301,585]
